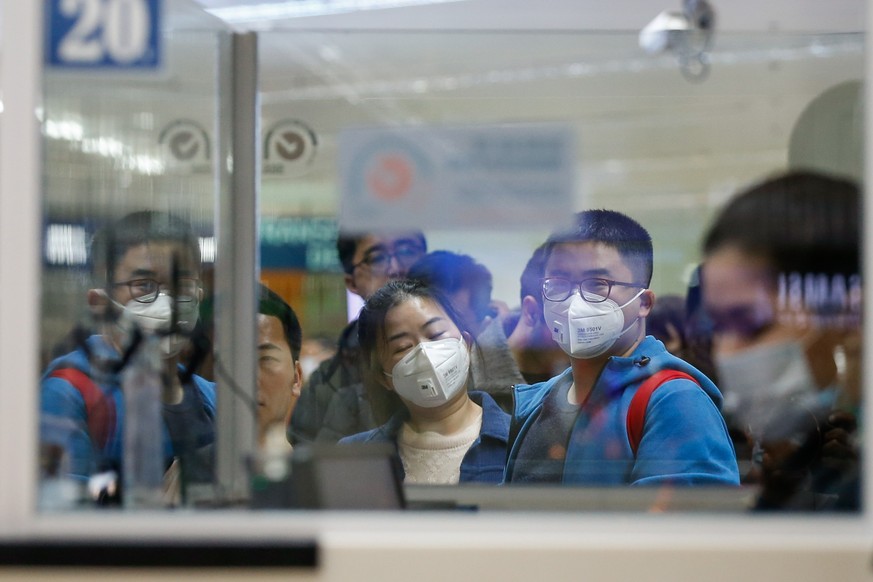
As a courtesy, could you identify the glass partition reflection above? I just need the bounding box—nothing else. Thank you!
[35,21,863,514]
[257,30,863,512]
[38,3,227,510]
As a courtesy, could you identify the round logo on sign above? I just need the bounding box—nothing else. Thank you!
[158,120,211,174]
[264,119,317,176]
[366,154,414,201]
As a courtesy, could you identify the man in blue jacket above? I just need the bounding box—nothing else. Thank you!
[505,210,739,486]
[40,211,216,501]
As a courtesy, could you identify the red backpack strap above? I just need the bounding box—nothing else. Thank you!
[49,368,116,451]
[626,370,697,456]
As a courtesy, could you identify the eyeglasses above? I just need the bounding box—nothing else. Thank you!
[113,278,199,304]
[542,277,644,303]
[352,243,425,274]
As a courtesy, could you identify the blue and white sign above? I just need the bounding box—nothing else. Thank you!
[46,0,162,69]
[338,123,576,231]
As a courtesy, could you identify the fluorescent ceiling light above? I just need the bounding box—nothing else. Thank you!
[207,0,467,23]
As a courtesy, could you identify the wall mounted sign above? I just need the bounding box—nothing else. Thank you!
[46,0,162,69]
[158,119,211,175]
[263,119,318,177]
[338,123,576,231]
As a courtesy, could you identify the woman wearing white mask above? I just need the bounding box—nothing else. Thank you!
[339,279,510,484]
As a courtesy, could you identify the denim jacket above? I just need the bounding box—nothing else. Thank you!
[339,391,509,483]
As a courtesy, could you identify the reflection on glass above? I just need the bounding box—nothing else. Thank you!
[37,23,864,514]
[38,22,222,509]
[259,29,863,512]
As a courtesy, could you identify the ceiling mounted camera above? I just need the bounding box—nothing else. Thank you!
[639,0,716,81]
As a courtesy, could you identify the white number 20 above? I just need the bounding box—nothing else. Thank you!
[58,0,151,64]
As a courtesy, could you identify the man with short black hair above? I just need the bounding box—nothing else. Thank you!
[505,209,738,486]
[289,230,427,444]
[40,210,216,497]
[257,284,303,450]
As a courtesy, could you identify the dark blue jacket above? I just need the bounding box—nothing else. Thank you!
[339,391,509,483]
[505,336,739,486]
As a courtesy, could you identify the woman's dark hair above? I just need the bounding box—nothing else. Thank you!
[357,279,470,424]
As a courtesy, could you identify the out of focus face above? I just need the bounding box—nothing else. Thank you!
[702,246,797,358]
[257,314,302,439]
[345,234,426,301]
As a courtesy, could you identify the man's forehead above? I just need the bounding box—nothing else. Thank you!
[116,241,199,271]
[545,241,627,275]
[358,233,421,253]
[257,314,289,347]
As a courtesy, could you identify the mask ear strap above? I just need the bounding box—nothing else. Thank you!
[617,315,641,339]
[618,288,647,309]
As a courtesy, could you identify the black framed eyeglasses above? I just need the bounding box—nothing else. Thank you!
[352,243,425,274]
[542,277,644,303]
[113,278,199,304]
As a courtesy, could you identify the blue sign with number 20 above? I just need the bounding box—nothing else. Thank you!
[47,0,161,69]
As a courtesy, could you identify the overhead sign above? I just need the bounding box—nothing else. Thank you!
[338,123,575,231]
[46,0,162,69]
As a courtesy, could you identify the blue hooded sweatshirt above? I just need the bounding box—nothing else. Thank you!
[505,336,739,486]
[40,335,216,481]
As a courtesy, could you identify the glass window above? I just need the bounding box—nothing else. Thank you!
[256,28,863,512]
[33,2,864,516]
[37,0,228,510]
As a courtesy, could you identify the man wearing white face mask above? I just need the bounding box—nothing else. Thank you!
[505,210,739,486]
[40,211,216,497]
[702,171,861,510]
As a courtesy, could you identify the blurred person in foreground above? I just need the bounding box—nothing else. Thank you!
[701,170,861,510]
[40,210,215,504]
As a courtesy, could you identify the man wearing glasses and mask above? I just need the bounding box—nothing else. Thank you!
[40,211,215,502]
[505,210,738,486]
[290,230,427,444]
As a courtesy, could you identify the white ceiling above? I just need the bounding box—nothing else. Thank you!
[190,0,865,33]
[38,0,867,300]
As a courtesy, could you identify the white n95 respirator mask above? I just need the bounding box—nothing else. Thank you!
[388,337,470,408]
[544,289,644,359]
[114,294,200,357]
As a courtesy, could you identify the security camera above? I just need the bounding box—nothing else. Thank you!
[638,10,690,54]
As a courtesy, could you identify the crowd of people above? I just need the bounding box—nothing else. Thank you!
[38,169,862,511]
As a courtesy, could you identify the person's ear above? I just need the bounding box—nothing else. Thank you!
[461,330,474,349]
[378,369,395,392]
[344,272,360,296]
[86,288,111,319]
[521,295,541,326]
[291,360,303,397]
[638,290,655,318]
